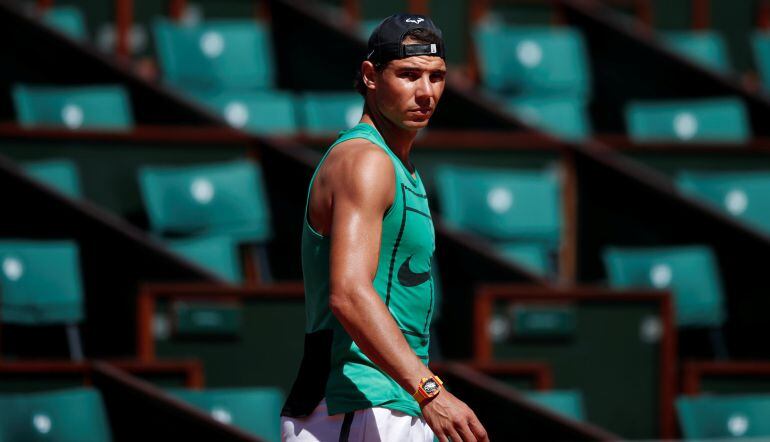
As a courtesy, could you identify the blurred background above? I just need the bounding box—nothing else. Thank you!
[2,0,770,440]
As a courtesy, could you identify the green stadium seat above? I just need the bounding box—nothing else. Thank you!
[153,19,275,92]
[192,91,297,135]
[625,97,750,143]
[677,395,770,439]
[169,235,242,283]
[435,165,561,275]
[603,245,726,328]
[662,31,730,72]
[505,96,590,140]
[12,84,133,130]
[678,171,770,236]
[0,240,85,359]
[0,388,112,442]
[0,240,84,325]
[524,390,585,421]
[167,387,283,441]
[751,32,770,90]
[360,19,383,39]
[23,159,82,199]
[41,6,87,41]
[299,92,363,135]
[473,25,590,97]
[498,242,551,275]
[138,160,272,242]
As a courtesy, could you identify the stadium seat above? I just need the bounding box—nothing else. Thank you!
[169,235,242,283]
[678,171,770,236]
[677,395,770,439]
[625,97,750,143]
[41,6,87,41]
[603,245,726,328]
[168,387,283,441]
[360,19,383,39]
[139,160,272,281]
[138,159,271,241]
[434,165,561,275]
[524,390,585,421]
[192,91,297,135]
[23,159,82,198]
[661,31,730,72]
[751,32,770,90]
[473,25,591,97]
[498,242,551,275]
[0,240,85,359]
[0,388,112,441]
[505,96,591,140]
[299,92,364,135]
[12,84,133,130]
[153,19,275,92]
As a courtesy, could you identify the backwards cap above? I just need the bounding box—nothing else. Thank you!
[366,13,445,64]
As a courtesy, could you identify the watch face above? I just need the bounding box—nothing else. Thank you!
[423,379,439,395]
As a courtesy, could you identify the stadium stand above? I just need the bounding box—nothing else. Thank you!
[40,5,87,41]
[661,30,731,73]
[676,394,770,439]
[9,0,770,439]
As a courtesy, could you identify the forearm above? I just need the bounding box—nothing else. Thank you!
[331,284,433,394]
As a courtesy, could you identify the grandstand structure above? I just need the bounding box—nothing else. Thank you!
[3,0,770,440]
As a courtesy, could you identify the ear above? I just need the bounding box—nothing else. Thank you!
[361,60,377,91]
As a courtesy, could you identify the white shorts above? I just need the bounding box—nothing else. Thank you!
[281,398,434,442]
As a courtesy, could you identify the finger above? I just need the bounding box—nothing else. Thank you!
[468,416,489,442]
[456,420,477,442]
[447,426,464,442]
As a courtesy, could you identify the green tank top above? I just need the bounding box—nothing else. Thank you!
[301,123,436,417]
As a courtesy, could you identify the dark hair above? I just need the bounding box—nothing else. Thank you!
[353,27,443,97]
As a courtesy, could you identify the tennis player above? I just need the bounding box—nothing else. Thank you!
[281,14,488,442]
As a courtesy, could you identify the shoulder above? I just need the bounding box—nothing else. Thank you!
[323,138,395,204]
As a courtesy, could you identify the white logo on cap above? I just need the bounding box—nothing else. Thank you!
[406,18,424,24]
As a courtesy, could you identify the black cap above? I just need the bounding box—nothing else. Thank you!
[366,14,445,64]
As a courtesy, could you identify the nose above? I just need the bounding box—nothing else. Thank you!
[415,74,433,105]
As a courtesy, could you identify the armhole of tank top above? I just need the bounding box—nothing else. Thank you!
[303,134,400,238]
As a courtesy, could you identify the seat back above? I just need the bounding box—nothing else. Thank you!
[474,25,590,97]
[524,390,585,422]
[434,165,561,242]
[505,96,590,140]
[138,160,272,241]
[41,6,87,41]
[625,97,750,143]
[168,387,283,441]
[0,388,112,442]
[678,171,770,236]
[299,92,364,135]
[12,84,133,130]
[169,235,242,283]
[23,159,82,199]
[0,240,84,325]
[192,91,297,134]
[677,395,770,439]
[751,32,770,90]
[603,245,726,327]
[153,19,275,92]
[662,31,730,72]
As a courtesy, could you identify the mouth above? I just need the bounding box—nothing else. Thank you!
[409,108,432,115]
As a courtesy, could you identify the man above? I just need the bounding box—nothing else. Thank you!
[281,14,488,442]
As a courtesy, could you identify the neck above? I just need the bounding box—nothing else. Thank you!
[360,104,418,173]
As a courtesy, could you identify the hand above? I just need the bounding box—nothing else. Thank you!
[421,390,489,442]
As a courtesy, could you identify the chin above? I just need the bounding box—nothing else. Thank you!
[402,118,431,130]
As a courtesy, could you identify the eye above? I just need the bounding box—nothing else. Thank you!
[430,72,446,82]
[399,71,420,80]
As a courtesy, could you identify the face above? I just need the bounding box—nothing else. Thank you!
[364,40,447,130]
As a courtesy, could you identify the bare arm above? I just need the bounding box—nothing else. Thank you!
[326,142,488,442]
[327,144,431,392]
